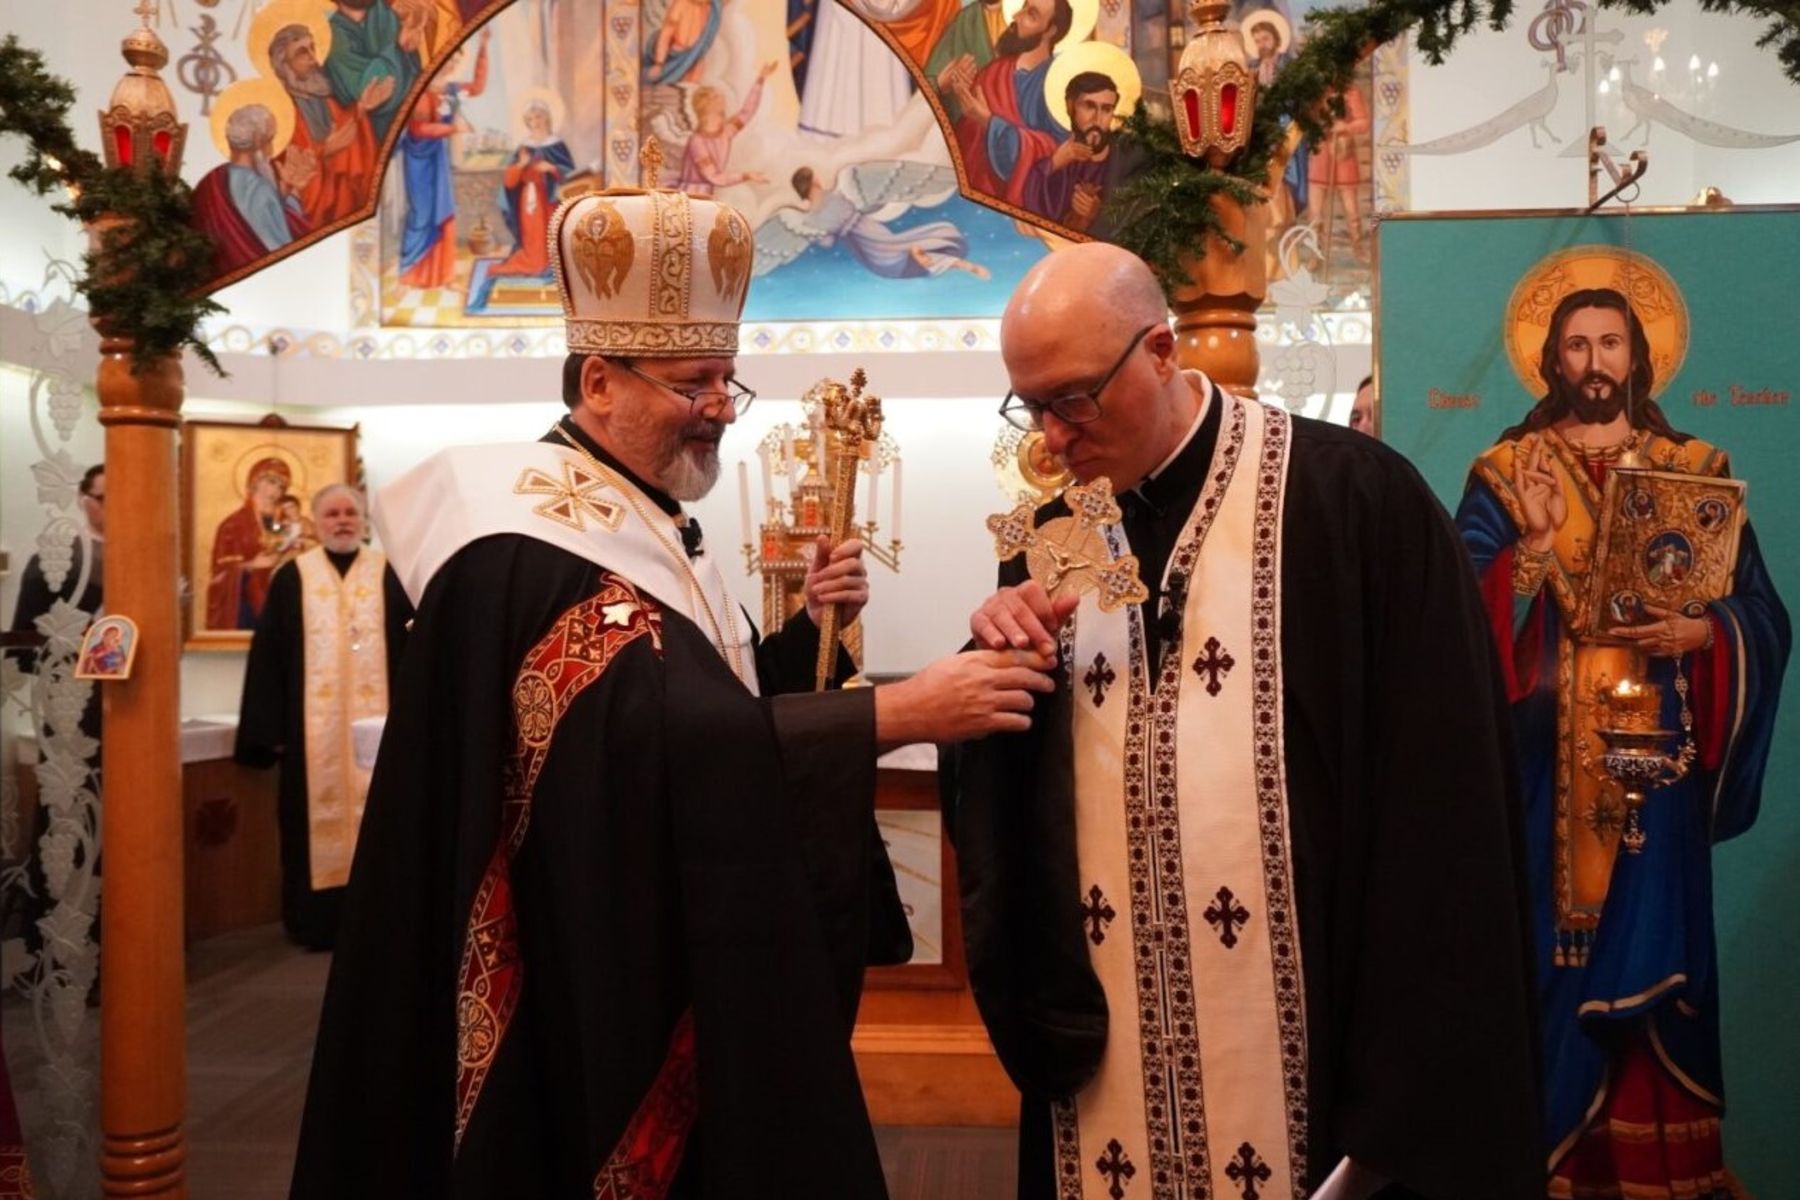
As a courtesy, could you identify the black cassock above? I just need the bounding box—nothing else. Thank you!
[235,549,413,949]
[943,402,1545,1200]
[292,430,910,1199]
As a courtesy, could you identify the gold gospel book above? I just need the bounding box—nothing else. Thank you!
[1581,467,1746,640]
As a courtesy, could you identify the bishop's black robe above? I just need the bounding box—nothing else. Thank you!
[942,399,1545,1199]
[292,424,910,1199]
[235,549,412,949]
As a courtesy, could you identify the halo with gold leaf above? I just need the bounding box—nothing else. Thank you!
[211,78,300,160]
[1045,41,1142,131]
[232,443,309,501]
[248,0,335,81]
[1239,8,1293,57]
[1504,245,1690,401]
[1001,0,1101,54]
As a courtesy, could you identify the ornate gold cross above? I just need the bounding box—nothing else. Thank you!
[640,136,665,187]
[987,477,1147,612]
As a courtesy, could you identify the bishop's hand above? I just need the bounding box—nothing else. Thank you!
[971,581,1081,660]
[805,535,869,627]
[875,649,1058,747]
[1612,602,1713,657]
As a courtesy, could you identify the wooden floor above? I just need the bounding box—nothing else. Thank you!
[10,925,1017,1199]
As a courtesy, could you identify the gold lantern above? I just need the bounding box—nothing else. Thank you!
[98,3,188,176]
[1171,0,1255,166]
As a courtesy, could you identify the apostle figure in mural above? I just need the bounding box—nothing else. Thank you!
[237,485,411,950]
[943,242,1544,1199]
[755,161,991,281]
[325,0,423,144]
[194,91,317,278]
[941,0,1075,205]
[1023,70,1121,233]
[490,94,576,277]
[206,456,293,631]
[1454,262,1790,1198]
[923,0,1003,106]
[1242,9,1309,234]
[672,65,775,197]
[398,29,490,290]
[269,22,393,227]
[293,166,1056,1196]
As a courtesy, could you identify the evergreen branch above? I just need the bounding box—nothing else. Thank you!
[0,33,224,374]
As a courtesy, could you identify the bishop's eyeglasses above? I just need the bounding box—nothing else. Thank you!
[617,359,758,418]
[998,324,1159,432]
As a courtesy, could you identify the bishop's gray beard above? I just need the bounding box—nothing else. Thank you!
[657,419,726,502]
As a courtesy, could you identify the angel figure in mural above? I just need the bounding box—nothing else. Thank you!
[755,161,991,281]
[647,0,722,85]
[491,94,576,277]
[268,22,394,227]
[194,94,319,278]
[397,28,491,290]
[798,0,916,138]
[673,63,777,197]
[325,0,423,144]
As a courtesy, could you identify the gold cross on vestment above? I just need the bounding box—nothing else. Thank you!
[515,461,625,533]
[986,477,1147,613]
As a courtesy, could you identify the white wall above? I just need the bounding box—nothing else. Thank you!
[1406,7,1800,212]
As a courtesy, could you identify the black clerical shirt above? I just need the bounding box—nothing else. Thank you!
[1118,383,1222,669]
[550,417,704,558]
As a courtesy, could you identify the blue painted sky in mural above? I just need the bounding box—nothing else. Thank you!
[743,195,1048,323]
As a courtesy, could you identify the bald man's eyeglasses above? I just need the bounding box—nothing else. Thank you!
[998,324,1159,432]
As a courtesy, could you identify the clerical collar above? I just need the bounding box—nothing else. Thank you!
[1129,373,1217,516]
[548,417,705,558]
[548,416,681,518]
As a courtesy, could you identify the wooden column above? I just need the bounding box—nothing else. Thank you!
[1170,193,1271,399]
[95,338,187,1199]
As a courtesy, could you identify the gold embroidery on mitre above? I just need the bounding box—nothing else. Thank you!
[564,319,740,356]
[514,462,625,532]
[650,189,693,319]
[708,208,753,304]
[569,200,634,300]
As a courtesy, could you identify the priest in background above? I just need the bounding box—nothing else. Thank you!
[292,159,1056,1198]
[944,243,1543,1200]
[235,484,411,950]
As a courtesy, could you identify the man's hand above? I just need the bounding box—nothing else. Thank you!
[805,535,869,627]
[934,53,975,93]
[276,146,319,196]
[1612,602,1712,657]
[876,649,1058,747]
[1512,438,1566,554]
[970,580,1080,659]
[1068,181,1102,229]
[323,115,360,157]
[1050,137,1095,173]
[359,74,397,114]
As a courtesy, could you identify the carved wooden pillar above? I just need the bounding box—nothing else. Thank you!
[95,343,188,1200]
[93,10,190,1198]
[1170,193,1270,398]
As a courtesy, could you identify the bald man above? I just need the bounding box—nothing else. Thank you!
[942,245,1542,1200]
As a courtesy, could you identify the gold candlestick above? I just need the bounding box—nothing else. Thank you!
[812,369,883,691]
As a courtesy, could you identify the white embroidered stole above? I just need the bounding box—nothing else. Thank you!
[1058,396,1310,1200]
[375,442,758,694]
[296,547,391,891]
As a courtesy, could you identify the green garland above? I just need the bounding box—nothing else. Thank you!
[1108,0,1800,290]
[0,34,223,373]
